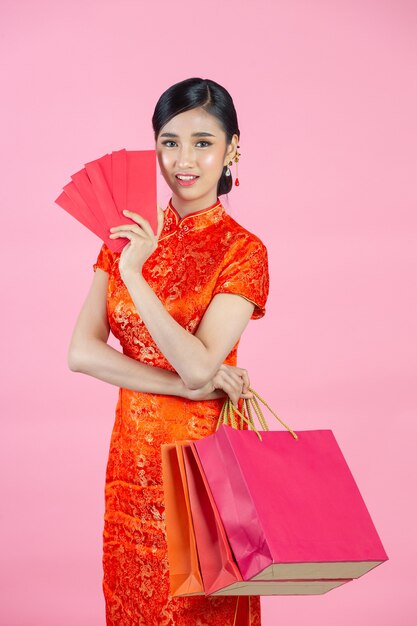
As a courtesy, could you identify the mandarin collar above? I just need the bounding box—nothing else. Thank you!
[158,197,225,241]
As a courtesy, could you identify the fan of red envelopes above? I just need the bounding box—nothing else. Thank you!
[54,148,158,253]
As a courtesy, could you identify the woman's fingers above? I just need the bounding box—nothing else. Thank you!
[219,364,252,395]
[109,224,147,237]
[239,367,251,393]
[213,365,252,405]
[121,210,154,240]
[219,378,240,406]
[212,368,237,405]
[109,209,162,247]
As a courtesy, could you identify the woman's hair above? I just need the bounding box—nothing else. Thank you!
[152,77,240,196]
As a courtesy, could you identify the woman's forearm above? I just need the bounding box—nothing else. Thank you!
[68,338,190,397]
[122,272,212,389]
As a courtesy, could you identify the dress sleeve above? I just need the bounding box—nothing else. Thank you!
[92,242,114,274]
[212,237,270,320]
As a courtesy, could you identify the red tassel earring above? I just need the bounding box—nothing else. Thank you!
[234,145,241,187]
[225,145,241,187]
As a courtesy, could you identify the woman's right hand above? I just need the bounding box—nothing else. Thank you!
[185,364,253,406]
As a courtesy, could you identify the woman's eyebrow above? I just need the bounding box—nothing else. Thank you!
[160,131,216,138]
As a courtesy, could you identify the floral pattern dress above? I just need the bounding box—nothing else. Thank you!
[92,197,270,625]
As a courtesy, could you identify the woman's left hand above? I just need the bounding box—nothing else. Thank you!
[109,206,165,278]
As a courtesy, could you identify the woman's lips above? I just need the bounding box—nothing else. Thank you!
[175,175,199,187]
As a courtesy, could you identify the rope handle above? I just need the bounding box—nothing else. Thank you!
[216,386,298,442]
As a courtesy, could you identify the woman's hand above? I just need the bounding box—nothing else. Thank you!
[185,364,253,406]
[109,206,165,278]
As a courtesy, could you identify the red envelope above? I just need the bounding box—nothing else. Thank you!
[56,182,109,243]
[55,148,157,253]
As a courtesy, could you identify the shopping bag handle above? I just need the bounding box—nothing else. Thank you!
[217,387,298,442]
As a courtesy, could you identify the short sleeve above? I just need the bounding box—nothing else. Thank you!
[212,237,270,320]
[92,242,114,274]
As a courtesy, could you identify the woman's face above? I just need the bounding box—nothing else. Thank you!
[156,107,238,210]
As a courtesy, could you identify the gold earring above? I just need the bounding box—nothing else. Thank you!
[233,146,241,186]
[225,146,241,186]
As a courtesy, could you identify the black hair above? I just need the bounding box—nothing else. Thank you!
[152,77,240,196]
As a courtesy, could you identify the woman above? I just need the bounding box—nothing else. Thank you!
[68,77,269,626]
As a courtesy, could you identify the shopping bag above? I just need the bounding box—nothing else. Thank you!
[180,440,243,594]
[181,440,352,596]
[55,148,157,253]
[160,441,204,597]
[193,390,389,584]
[161,397,354,597]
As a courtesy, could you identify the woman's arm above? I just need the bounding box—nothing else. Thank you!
[122,271,255,390]
[69,336,191,396]
[69,269,254,405]
[67,268,190,397]
[108,211,268,390]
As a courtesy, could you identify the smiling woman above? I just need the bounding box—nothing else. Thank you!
[154,83,241,213]
[69,77,268,626]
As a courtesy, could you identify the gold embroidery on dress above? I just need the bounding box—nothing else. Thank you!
[93,197,268,625]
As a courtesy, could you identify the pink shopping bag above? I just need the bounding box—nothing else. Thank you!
[193,392,389,584]
[182,441,352,596]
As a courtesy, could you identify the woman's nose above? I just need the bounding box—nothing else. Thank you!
[177,146,195,166]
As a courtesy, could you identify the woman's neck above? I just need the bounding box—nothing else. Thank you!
[170,193,220,219]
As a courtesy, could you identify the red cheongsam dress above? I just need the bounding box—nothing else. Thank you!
[92,197,270,625]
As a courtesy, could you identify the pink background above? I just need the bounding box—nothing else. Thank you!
[1,1,416,624]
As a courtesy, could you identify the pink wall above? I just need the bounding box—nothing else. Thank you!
[1,0,416,624]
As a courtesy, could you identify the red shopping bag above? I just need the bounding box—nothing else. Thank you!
[55,148,157,253]
[193,390,389,585]
[181,440,352,596]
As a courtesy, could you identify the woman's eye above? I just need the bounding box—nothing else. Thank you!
[161,140,212,148]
